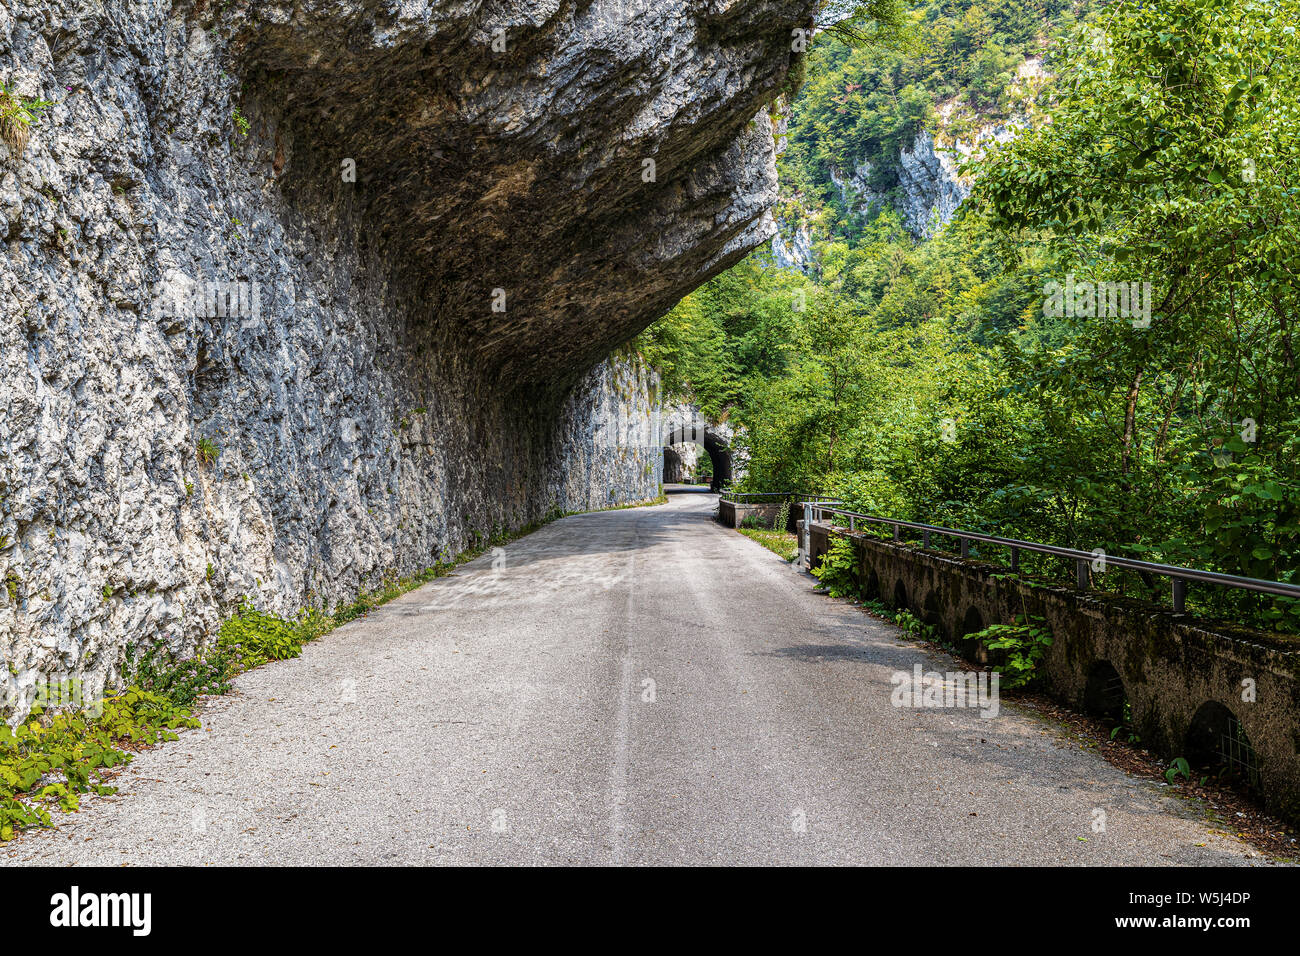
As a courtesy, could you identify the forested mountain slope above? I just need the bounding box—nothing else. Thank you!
[635,0,1300,633]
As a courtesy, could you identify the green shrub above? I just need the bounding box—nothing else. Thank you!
[811,537,859,598]
[125,640,235,708]
[0,688,199,840]
[217,602,305,669]
[968,614,1053,689]
[892,609,937,641]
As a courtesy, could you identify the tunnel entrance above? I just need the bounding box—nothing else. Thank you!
[663,418,732,491]
[662,446,684,483]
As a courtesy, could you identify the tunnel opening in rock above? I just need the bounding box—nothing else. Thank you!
[663,420,732,491]
[663,446,684,483]
[1186,701,1261,793]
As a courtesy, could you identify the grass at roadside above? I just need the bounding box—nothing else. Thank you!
[0,492,667,842]
[738,527,799,562]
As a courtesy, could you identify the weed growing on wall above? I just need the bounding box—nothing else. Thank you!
[968,615,1054,689]
[0,85,52,157]
[812,537,859,599]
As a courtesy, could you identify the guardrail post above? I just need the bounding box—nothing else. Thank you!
[849,516,855,532]
[893,524,901,542]
[803,502,812,567]
[922,531,930,549]
[960,537,969,559]
[1076,559,1090,590]
[1009,547,1019,573]
[1172,579,1186,613]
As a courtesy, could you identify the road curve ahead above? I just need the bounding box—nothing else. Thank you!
[1,492,1261,865]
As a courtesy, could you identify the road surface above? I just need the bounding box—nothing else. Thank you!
[0,491,1261,865]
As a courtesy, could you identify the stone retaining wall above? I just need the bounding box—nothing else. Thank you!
[807,521,1300,826]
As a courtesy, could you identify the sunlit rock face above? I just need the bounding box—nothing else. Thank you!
[0,0,813,712]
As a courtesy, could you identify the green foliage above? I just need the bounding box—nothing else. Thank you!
[892,609,933,639]
[635,0,1300,634]
[217,602,308,670]
[811,536,860,598]
[232,106,250,137]
[0,85,53,157]
[124,641,234,708]
[1165,757,1192,784]
[0,689,198,841]
[969,0,1300,628]
[196,437,220,466]
[969,614,1053,688]
[778,0,1076,246]
[737,528,800,562]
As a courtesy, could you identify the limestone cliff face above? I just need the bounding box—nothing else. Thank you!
[0,0,814,710]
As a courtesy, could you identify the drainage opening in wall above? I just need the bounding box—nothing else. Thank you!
[864,569,880,600]
[956,606,985,662]
[922,589,944,637]
[1083,660,1140,743]
[1186,701,1261,793]
[892,579,908,611]
[1084,661,1127,723]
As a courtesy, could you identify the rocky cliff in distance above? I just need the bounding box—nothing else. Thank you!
[0,0,815,712]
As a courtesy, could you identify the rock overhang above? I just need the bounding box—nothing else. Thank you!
[227,0,816,389]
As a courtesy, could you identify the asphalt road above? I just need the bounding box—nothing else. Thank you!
[0,491,1262,865]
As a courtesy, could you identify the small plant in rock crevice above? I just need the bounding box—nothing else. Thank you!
[196,437,220,466]
[0,86,53,158]
[3,570,19,604]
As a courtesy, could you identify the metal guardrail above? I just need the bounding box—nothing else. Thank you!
[802,503,1300,613]
[722,491,840,504]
